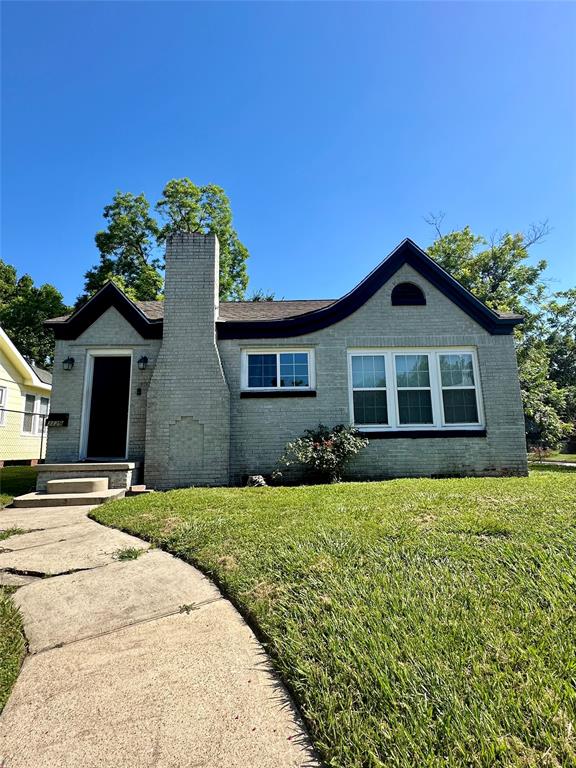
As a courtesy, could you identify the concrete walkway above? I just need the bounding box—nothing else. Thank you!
[0,503,318,768]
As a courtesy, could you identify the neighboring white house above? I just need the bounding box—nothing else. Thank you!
[43,233,528,489]
[0,326,52,464]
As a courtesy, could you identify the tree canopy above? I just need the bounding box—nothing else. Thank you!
[79,179,249,305]
[0,260,70,368]
[427,215,575,449]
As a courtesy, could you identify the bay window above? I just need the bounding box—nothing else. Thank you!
[348,348,483,431]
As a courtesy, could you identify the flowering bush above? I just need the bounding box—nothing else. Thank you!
[279,423,369,483]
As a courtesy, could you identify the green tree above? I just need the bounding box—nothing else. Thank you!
[156,179,248,300]
[426,215,573,448]
[426,216,549,329]
[79,192,162,304]
[517,343,571,449]
[80,180,250,304]
[0,259,70,367]
[249,289,277,302]
[544,289,576,431]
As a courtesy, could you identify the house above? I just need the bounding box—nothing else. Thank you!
[0,326,52,465]
[41,233,527,490]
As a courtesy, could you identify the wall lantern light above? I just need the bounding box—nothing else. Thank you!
[137,356,149,371]
[62,357,75,371]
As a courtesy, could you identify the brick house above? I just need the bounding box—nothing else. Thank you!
[42,233,527,489]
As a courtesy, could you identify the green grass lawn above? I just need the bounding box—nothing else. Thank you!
[92,468,576,768]
[0,588,26,713]
[528,451,576,464]
[0,465,38,507]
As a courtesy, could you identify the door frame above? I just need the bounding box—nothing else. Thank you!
[79,349,134,460]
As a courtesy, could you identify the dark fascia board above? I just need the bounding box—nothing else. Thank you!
[45,282,163,340]
[217,239,523,339]
[45,240,523,342]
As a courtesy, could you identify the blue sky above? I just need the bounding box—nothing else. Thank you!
[2,1,575,305]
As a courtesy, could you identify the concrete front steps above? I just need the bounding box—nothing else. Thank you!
[13,489,126,508]
[13,477,126,508]
[47,478,109,495]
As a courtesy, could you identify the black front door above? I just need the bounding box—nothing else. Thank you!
[86,356,131,459]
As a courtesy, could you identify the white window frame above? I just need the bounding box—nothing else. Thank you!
[394,353,435,427]
[0,386,6,426]
[241,348,316,391]
[37,396,50,435]
[349,354,389,427]
[436,352,483,428]
[347,347,484,431]
[22,393,37,435]
[20,393,51,436]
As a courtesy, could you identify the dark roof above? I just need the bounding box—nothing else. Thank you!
[46,239,524,340]
[130,299,337,323]
[31,364,53,385]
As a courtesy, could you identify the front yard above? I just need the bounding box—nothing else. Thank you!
[0,465,38,508]
[0,588,26,712]
[92,467,576,767]
[529,451,576,464]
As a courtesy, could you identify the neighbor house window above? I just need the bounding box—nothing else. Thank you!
[0,386,6,426]
[37,397,50,434]
[23,394,35,434]
[242,350,314,390]
[348,348,483,430]
[21,394,50,434]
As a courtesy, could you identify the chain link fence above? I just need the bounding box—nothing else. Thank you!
[0,408,48,465]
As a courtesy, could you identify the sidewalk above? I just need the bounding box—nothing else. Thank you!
[0,503,318,768]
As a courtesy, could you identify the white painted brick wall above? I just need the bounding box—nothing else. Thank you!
[46,308,161,464]
[45,258,527,487]
[218,264,527,483]
[144,233,231,488]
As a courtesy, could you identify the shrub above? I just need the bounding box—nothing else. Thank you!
[279,424,369,483]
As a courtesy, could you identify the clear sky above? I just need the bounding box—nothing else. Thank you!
[2,1,575,305]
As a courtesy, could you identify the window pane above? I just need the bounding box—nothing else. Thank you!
[353,390,388,425]
[351,355,386,388]
[395,355,430,388]
[279,353,309,387]
[440,354,475,387]
[248,354,277,388]
[443,389,479,424]
[37,397,50,433]
[398,390,433,424]
[23,394,35,433]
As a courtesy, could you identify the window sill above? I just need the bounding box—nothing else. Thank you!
[240,390,317,399]
[358,428,487,439]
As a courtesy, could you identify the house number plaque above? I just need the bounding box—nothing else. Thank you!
[46,413,69,427]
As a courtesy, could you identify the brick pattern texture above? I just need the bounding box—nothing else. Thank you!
[219,263,527,483]
[143,233,230,488]
[45,245,527,487]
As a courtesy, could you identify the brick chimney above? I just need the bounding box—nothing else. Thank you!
[144,232,230,488]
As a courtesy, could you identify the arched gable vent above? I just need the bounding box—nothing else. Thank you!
[391,282,426,306]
